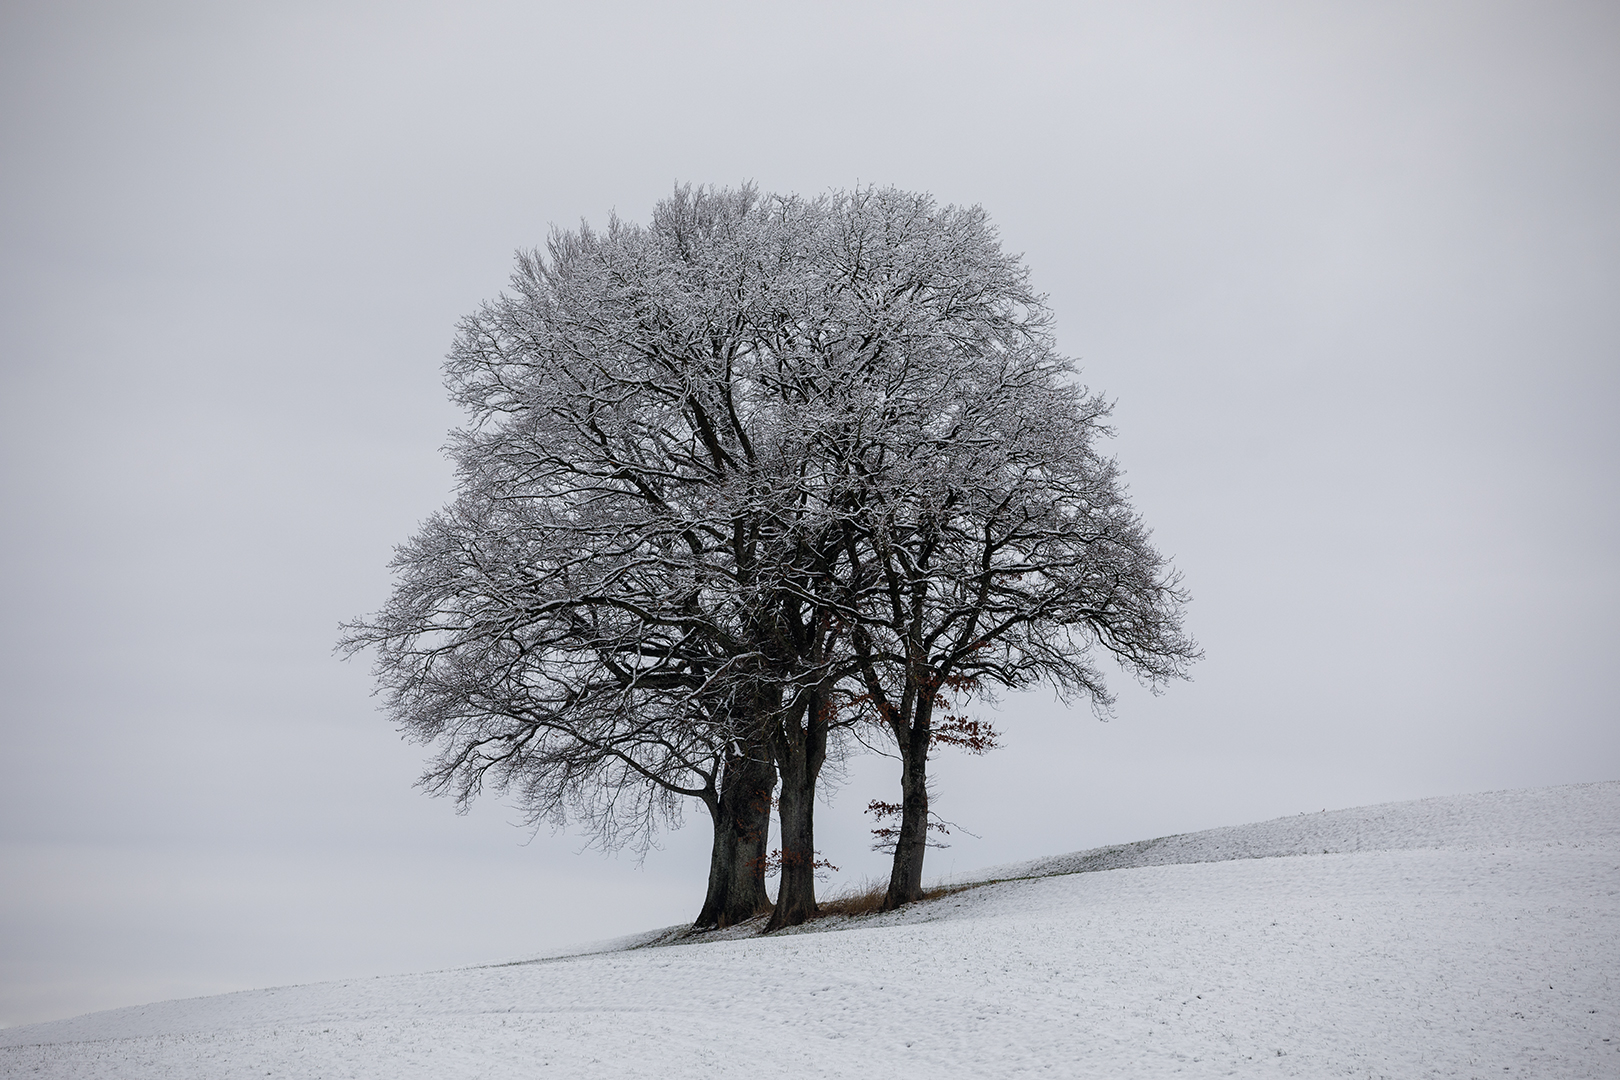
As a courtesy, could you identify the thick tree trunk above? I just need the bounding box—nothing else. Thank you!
[769,752,818,930]
[693,743,776,929]
[765,695,828,932]
[722,743,775,924]
[883,699,934,909]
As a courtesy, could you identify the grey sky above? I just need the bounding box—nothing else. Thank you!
[2,0,1615,1028]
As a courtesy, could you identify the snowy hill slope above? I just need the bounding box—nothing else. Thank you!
[3,782,1616,1079]
[964,780,1618,883]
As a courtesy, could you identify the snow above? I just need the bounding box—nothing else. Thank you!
[4,782,1616,1078]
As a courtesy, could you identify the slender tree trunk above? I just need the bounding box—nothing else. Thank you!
[694,791,731,930]
[884,694,934,909]
[765,694,828,931]
[693,741,776,929]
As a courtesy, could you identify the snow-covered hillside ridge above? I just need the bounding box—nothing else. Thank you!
[963,780,1619,884]
[605,780,1620,952]
[3,782,1616,1079]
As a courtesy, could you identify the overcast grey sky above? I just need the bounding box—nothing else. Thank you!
[2,0,1616,1029]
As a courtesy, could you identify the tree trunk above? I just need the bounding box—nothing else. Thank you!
[883,697,934,909]
[765,695,827,931]
[694,792,731,930]
[722,742,775,925]
[693,742,776,929]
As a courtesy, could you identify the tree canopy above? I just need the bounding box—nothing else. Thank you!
[342,183,1198,928]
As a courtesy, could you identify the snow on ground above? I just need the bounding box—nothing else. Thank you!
[960,781,1619,885]
[3,782,1616,1078]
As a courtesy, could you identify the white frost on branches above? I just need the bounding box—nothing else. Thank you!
[341,185,1197,881]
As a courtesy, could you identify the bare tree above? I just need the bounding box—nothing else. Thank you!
[346,189,761,926]
[343,183,1196,933]
[343,186,860,929]
[763,187,1201,908]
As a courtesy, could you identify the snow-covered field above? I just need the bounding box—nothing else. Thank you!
[4,782,1616,1078]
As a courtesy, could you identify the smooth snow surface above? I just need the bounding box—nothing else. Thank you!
[4,783,1616,1078]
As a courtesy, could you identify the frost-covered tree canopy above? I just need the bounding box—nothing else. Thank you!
[342,184,1197,927]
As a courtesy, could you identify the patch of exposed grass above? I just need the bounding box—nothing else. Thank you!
[816,878,890,918]
[812,878,978,920]
[923,882,975,901]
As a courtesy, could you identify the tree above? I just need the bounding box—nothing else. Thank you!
[342,186,854,929]
[343,182,1196,931]
[736,187,1200,907]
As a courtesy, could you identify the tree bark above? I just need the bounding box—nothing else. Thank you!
[693,741,776,929]
[765,694,828,931]
[721,742,775,924]
[883,692,934,909]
